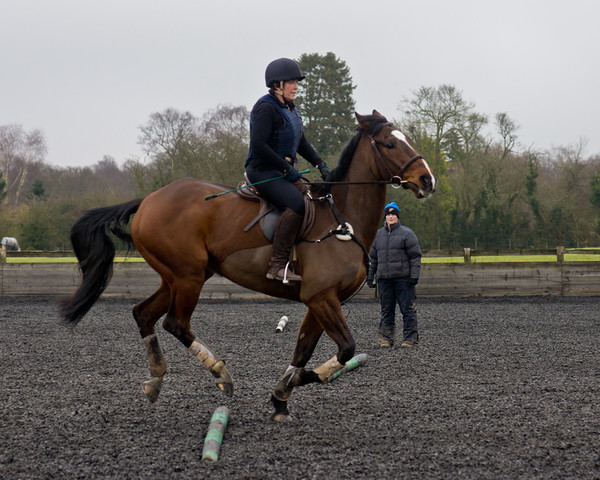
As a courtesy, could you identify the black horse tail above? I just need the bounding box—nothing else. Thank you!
[59,198,144,326]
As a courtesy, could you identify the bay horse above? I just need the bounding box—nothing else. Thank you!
[59,111,436,422]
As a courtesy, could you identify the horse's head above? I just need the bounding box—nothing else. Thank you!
[356,110,436,198]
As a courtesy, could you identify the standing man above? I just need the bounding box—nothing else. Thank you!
[367,202,421,348]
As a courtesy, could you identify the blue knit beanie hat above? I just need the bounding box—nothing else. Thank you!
[384,202,400,217]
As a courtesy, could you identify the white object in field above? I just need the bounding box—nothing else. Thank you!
[276,315,289,332]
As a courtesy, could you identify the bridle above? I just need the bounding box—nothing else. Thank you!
[368,134,423,189]
[303,130,423,189]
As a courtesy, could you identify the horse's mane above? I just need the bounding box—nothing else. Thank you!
[310,115,392,195]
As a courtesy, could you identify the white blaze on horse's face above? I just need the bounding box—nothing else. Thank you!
[391,129,411,146]
[391,130,437,193]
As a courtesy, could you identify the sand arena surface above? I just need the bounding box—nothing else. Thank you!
[1,296,598,479]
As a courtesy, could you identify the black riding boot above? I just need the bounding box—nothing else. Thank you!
[266,208,303,283]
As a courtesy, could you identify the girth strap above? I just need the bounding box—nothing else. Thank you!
[305,195,370,265]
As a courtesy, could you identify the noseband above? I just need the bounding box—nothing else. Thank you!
[369,135,423,187]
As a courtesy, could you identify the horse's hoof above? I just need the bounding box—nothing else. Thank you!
[143,376,163,403]
[211,360,234,396]
[270,395,292,421]
[271,412,294,422]
[217,380,234,396]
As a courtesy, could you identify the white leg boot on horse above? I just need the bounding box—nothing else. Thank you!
[266,208,303,283]
[189,339,234,396]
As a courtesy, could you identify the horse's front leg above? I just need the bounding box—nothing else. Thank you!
[271,309,323,422]
[188,338,234,396]
[271,357,344,422]
[271,297,355,422]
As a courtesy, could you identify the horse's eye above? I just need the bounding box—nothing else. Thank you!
[385,143,395,149]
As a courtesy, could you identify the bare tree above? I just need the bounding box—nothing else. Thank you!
[0,124,46,205]
[198,104,249,185]
[134,108,204,191]
[400,85,482,166]
[495,113,519,159]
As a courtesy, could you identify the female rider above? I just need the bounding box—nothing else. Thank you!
[245,58,330,282]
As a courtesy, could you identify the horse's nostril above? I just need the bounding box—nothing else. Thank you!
[420,175,436,192]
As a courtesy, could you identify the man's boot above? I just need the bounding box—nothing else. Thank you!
[266,208,303,283]
[378,326,396,347]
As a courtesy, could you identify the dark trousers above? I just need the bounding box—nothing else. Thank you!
[245,166,305,215]
[377,277,418,342]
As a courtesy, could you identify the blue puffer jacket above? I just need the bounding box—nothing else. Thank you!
[367,222,422,280]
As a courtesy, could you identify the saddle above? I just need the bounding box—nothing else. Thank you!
[236,176,316,242]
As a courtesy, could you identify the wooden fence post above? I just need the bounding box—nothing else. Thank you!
[556,246,565,263]
[463,247,472,263]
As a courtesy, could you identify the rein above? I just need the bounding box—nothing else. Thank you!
[302,133,423,189]
[302,177,405,187]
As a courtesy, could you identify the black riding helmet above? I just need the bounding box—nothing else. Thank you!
[265,58,305,88]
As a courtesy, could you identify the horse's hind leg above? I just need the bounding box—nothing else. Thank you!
[133,282,171,402]
[161,278,234,396]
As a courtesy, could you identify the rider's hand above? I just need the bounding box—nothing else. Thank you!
[284,166,300,182]
[317,162,331,180]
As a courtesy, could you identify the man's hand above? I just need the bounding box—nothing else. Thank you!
[367,278,376,288]
[409,278,419,286]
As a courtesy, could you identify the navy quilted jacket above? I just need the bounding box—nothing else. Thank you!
[367,222,422,280]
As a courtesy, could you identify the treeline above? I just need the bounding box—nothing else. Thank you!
[1,53,599,251]
[388,84,600,250]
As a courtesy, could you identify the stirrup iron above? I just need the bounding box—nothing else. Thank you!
[282,262,291,284]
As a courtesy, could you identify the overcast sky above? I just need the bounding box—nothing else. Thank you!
[2,0,599,168]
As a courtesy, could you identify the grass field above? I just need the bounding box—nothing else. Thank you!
[422,254,598,263]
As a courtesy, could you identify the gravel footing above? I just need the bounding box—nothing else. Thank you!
[1,295,598,479]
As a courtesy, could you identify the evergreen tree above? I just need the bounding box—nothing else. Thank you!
[29,179,46,200]
[296,52,356,163]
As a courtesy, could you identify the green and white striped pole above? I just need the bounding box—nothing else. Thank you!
[201,406,230,462]
[327,353,368,383]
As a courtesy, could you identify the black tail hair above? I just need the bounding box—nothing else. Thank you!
[58,198,143,326]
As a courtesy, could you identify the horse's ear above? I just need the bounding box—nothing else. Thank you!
[355,112,370,129]
[372,110,386,120]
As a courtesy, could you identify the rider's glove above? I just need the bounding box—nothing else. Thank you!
[283,166,300,182]
[317,162,331,180]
